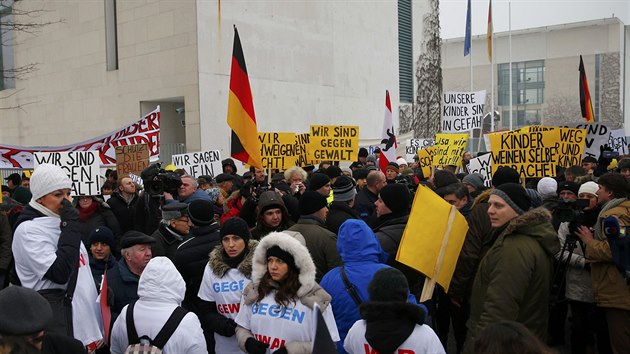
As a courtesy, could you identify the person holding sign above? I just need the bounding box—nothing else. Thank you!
[464,183,560,350]
[12,163,104,351]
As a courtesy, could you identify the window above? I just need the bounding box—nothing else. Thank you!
[0,0,15,90]
[104,0,118,71]
[398,0,413,103]
[498,60,545,128]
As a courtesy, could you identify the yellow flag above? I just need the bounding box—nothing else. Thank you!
[397,185,469,294]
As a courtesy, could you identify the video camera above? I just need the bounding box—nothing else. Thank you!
[555,198,590,235]
[140,163,182,197]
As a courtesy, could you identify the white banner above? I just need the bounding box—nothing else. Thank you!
[442,91,486,133]
[466,153,493,187]
[609,129,629,156]
[405,138,435,161]
[34,151,101,196]
[0,107,160,169]
[575,123,611,159]
[172,150,222,178]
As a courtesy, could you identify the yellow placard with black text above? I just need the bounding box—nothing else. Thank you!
[307,125,359,162]
[258,132,297,171]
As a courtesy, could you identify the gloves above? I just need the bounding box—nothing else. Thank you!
[59,199,79,223]
[218,318,237,337]
[274,347,288,354]
[245,337,269,354]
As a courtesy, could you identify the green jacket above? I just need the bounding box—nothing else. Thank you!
[465,207,560,349]
[587,198,630,310]
[288,216,342,282]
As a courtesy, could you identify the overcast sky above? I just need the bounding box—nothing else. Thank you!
[439,0,629,39]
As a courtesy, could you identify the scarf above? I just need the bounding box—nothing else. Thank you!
[79,201,99,222]
[222,247,249,269]
[29,200,60,218]
[594,198,627,241]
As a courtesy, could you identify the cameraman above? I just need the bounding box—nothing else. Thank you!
[576,173,630,353]
[134,164,182,235]
[556,182,611,354]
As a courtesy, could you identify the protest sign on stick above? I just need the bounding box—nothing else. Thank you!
[115,144,149,179]
[467,153,493,187]
[489,129,560,179]
[432,133,469,167]
[295,133,316,167]
[527,126,586,168]
[575,123,611,159]
[397,185,469,302]
[172,150,222,178]
[441,91,486,133]
[258,132,297,170]
[417,146,437,178]
[308,125,359,162]
[34,151,101,196]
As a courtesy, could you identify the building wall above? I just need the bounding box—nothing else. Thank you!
[0,0,199,150]
[442,18,625,131]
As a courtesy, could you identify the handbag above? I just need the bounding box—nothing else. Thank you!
[38,268,79,337]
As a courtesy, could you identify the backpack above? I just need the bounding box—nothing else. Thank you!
[124,302,188,354]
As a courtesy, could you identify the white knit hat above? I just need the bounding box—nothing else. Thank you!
[536,177,558,198]
[396,157,408,166]
[578,181,599,197]
[30,163,72,201]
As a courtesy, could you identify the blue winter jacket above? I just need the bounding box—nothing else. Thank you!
[320,219,420,354]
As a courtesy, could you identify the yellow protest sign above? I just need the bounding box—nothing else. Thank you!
[417,146,437,178]
[258,132,297,170]
[307,125,359,162]
[115,144,150,179]
[431,133,469,167]
[397,185,468,300]
[490,128,561,178]
[527,126,586,168]
[294,133,316,167]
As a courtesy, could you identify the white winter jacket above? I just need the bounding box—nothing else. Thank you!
[556,222,595,303]
[110,257,208,354]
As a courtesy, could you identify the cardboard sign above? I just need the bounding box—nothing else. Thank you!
[172,150,222,178]
[258,132,297,170]
[575,123,611,159]
[417,146,437,178]
[466,153,493,187]
[609,129,629,156]
[397,185,469,299]
[527,126,586,168]
[432,133,469,167]
[405,138,435,161]
[295,133,315,167]
[34,151,101,196]
[441,91,486,133]
[1,107,160,168]
[489,129,560,178]
[308,125,359,162]
[115,144,149,178]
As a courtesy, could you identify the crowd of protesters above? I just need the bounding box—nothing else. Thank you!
[0,145,629,354]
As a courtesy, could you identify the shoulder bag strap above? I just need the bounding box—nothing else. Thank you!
[125,302,139,344]
[340,266,363,307]
[152,307,189,349]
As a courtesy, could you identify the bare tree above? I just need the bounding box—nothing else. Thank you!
[399,0,442,138]
[1,0,63,110]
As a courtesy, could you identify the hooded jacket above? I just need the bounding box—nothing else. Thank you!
[110,257,207,354]
[465,207,560,349]
[235,232,340,354]
[288,216,342,283]
[320,219,415,354]
[251,191,294,240]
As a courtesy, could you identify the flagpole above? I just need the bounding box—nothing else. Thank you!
[509,2,513,130]
[469,5,474,149]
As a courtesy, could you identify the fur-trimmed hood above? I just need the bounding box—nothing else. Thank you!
[251,232,317,297]
[471,188,493,209]
[497,207,560,256]
[209,239,258,278]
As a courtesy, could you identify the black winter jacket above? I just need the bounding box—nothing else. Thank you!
[326,201,360,234]
[107,191,139,233]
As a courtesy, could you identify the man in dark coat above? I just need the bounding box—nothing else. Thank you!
[174,199,221,311]
[107,176,139,233]
[288,190,342,282]
[150,202,190,260]
[326,176,360,234]
[372,183,422,294]
[354,171,386,227]
[222,158,243,191]
[107,231,155,323]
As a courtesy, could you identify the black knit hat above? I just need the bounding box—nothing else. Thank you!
[358,147,369,158]
[89,226,115,249]
[332,176,357,202]
[491,183,531,215]
[308,172,330,191]
[266,245,298,271]
[378,184,410,214]
[368,268,408,302]
[220,217,251,243]
[325,165,342,179]
[492,166,521,187]
[557,181,579,197]
[353,168,369,180]
[0,286,53,335]
[299,190,328,215]
[188,199,215,226]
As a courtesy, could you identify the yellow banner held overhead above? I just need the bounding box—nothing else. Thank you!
[417,146,437,178]
[258,132,297,171]
[397,185,469,301]
[307,125,359,162]
[294,133,316,167]
[432,133,469,167]
[489,128,561,178]
[526,126,586,168]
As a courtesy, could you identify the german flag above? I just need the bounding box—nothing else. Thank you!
[579,55,594,123]
[227,26,262,168]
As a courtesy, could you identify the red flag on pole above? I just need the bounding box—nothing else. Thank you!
[579,55,595,122]
[100,270,111,344]
[378,90,398,173]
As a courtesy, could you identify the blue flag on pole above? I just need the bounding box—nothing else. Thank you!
[464,0,471,56]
